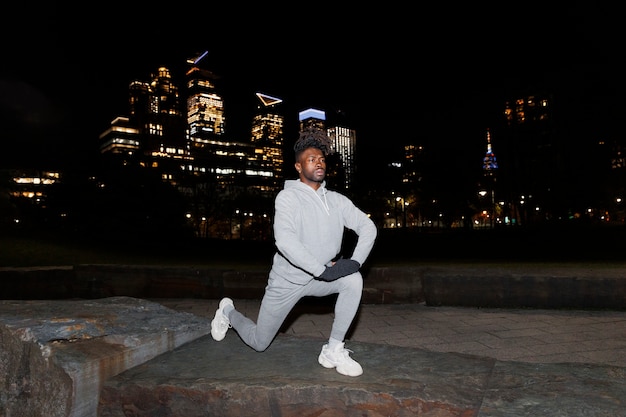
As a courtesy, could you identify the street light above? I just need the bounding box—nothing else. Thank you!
[395,196,408,228]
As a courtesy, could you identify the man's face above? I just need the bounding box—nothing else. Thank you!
[295,147,326,186]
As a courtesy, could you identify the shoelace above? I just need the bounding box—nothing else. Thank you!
[339,347,354,357]
[217,315,231,329]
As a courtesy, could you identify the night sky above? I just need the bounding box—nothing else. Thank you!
[2,3,623,182]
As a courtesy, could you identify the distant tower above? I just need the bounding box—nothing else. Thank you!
[250,92,285,193]
[127,66,186,149]
[126,66,188,184]
[327,111,356,191]
[298,108,326,131]
[297,108,344,189]
[502,92,557,223]
[478,128,499,227]
[482,128,498,175]
[186,51,226,141]
[183,52,252,190]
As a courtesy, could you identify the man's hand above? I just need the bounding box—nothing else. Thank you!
[317,259,360,281]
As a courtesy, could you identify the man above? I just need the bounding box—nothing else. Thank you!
[210,127,377,377]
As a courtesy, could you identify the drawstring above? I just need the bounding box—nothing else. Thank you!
[314,188,330,215]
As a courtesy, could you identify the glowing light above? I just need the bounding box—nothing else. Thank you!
[256,92,283,107]
[298,108,325,121]
[194,50,209,64]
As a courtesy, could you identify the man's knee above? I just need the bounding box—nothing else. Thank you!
[252,337,274,352]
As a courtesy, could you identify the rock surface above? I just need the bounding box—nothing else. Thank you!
[0,297,211,417]
[97,332,625,417]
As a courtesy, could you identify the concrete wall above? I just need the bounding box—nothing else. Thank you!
[1,264,625,309]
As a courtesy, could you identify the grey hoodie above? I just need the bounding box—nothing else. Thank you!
[271,179,378,285]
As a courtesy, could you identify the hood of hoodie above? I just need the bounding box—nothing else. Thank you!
[284,179,330,215]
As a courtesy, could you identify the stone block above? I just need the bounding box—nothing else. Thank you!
[0,297,211,417]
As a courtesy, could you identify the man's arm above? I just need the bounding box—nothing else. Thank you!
[345,204,378,266]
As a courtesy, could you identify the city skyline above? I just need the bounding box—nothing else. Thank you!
[2,3,626,241]
[1,3,623,180]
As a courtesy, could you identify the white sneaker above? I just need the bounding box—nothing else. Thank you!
[318,342,363,377]
[210,297,234,341]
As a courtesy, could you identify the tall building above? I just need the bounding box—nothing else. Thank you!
[298,108,326,131]
[402,143,424,186]
[476,129,500,227]
[501,92,558,223]
[186,51,226,141]
[401,143,426,227]
[124,66,190,185]
[327,121,356,191]
[482,128,498,174]
[100,70,191,179]
[183,52,250,190]
[298,108,354,192]
[250,92,285,193]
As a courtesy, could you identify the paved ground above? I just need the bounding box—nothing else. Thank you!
[153,298,626,368]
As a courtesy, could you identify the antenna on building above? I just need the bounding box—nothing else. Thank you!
[187,51,209,65]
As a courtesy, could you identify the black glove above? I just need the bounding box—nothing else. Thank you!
[317,258,361,282]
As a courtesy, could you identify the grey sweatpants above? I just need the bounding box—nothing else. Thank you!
[227,271,363,352]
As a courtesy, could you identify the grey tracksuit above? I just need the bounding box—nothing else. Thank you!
[228,179,378,351]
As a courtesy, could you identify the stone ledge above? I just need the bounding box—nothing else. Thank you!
[2,264,625,309]
[0,297,211,417]
[420,265,626,309]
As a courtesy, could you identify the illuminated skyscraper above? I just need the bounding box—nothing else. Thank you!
[183,53,252,190]
[250,92,285,193]
[186,51,226,141]
[125,66,189,184]
[477,128,499,227]
[327,123,356,190]
[297,108,348,191]
[482,128,498,175]
[298,108,326,131]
